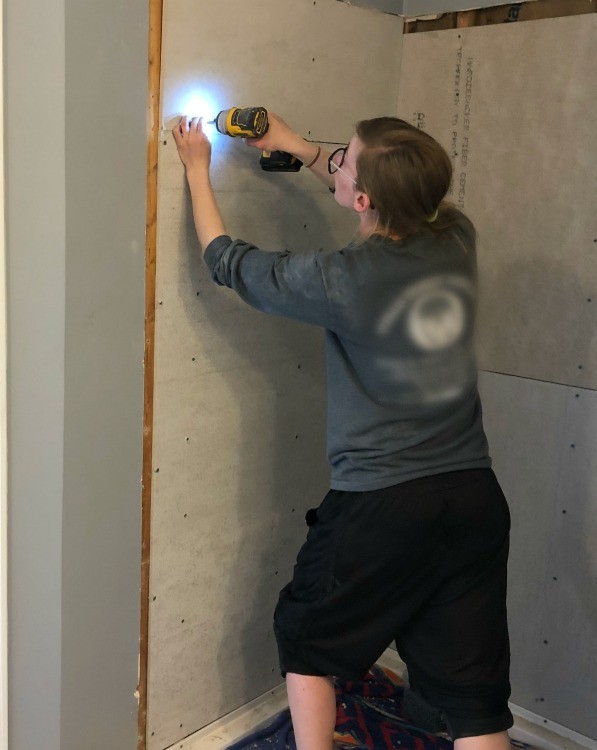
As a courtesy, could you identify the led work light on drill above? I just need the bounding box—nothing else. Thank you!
[210,106,304,172]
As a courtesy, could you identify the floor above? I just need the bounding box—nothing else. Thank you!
[170,649,597,750]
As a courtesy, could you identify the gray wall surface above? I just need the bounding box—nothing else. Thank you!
[148,1,403,747]
[6,1,147,749]
[479,372,597,737]
[6,1,65,748]
[398,15,597,739]
[61,1,147,749]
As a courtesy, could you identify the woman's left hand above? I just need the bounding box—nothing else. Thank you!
[173,116,212,174]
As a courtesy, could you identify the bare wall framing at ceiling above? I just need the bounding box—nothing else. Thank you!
[336,0,539,15]
[403,0,594,31]
[140,2,403,748]
[398,12,596,738]
[403,0,535,16]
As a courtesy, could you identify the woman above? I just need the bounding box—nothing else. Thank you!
[173,112,513,750]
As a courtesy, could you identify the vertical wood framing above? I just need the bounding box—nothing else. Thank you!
[456,10,477,27]
[138,0,163,748]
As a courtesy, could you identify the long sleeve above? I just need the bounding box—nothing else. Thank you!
[204,235,335,329]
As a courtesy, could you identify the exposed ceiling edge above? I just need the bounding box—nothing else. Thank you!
[335,0,535,18]
[335,0,406,16]
[401,0,534,16]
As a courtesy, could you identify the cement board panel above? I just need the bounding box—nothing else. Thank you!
[478,371,597,738]
[160,0,403,144]
[148,2,404,747]
[398,16,597,390]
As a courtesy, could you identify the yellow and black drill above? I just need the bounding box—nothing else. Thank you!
[209,106,303,172]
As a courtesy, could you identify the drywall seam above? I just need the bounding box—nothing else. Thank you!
[480,370,597,394]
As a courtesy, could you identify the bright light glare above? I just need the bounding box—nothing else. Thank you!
[180,91,219,136]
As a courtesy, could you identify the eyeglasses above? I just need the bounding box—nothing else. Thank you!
[328,146,357,185]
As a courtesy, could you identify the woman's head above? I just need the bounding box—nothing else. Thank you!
[332,117,454,241]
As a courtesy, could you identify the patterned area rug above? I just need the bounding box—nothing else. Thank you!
[226,665,535,750]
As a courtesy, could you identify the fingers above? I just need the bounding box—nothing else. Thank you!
[172,117,182,144]
[173,115,188,140]
[173,115,206,143]
[244,137,260,149]
[188,116,206,134]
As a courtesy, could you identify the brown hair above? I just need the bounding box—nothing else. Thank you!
[355,117,463,241]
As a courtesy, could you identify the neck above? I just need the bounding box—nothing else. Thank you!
[358,211,378,238]
[358,211,401,241]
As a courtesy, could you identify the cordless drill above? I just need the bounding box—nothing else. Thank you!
[209,106,303,172]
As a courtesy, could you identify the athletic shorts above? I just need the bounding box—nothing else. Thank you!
[273,468,514,740]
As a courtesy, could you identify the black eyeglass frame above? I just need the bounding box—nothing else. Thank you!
[328,146,348,175]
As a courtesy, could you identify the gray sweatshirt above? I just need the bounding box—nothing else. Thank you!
[204,210,491,492]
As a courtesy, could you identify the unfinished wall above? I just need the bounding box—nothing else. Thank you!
[398,14,596,739]
[146,1,403,748]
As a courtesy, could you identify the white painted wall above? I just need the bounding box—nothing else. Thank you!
[0,0,9,746]
[5,0,146,748]
[5,1,65,746]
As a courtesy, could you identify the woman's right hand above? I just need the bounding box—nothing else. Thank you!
[244,111,302,155]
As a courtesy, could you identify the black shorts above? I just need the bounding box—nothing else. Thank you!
[273,468,513,740]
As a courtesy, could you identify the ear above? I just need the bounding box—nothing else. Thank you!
[353,191,374,214]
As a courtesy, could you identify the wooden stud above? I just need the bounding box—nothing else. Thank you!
[138,0,163,748]
[457,9,478,28]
